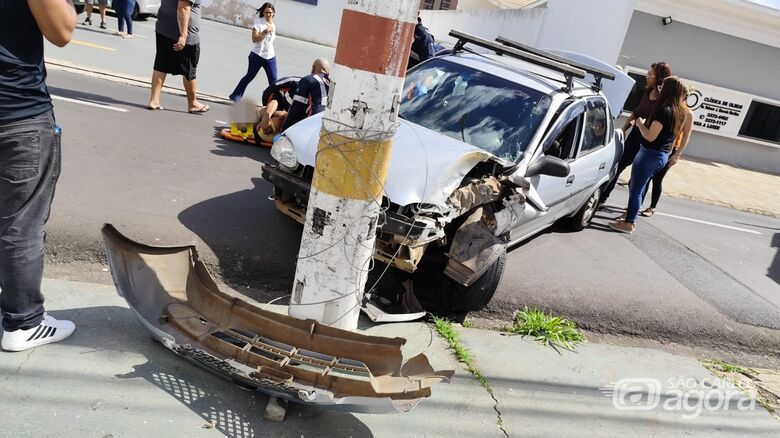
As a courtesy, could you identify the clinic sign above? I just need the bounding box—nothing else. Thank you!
[684,79,751,138]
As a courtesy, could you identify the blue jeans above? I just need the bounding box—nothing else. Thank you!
[626,147,668,223]
[114,0,135,34]
[229,52,278,101]
[601,127,641,203]
[0,111,60,331]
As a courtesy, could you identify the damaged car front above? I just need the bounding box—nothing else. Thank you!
[262,55,562,311]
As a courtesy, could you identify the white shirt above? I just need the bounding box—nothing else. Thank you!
[251,17,275,59]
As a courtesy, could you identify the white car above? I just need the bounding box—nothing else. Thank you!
[73,0,160,20]
[263,31,634,312]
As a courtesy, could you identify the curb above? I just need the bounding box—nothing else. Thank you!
[45,58,231,105]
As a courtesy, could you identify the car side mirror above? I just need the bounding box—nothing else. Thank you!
[526,155,570,178]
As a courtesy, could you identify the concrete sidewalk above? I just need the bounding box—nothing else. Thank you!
[1,278,779,437]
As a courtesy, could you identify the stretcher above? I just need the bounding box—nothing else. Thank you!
[219,122,274,148]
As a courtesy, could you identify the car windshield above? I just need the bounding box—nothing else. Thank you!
[399,58,551,162]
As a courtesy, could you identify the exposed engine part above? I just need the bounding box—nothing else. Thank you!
[443,207,506,286]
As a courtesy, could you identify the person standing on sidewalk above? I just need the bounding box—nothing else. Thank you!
[639,90,694,217]
[599,62,671,208]
[147,0,209,113]
[229,2,278,103]
[0,0,77,352]
[83,0,108,29]
[113,0,136,39]
[609,76,688,234]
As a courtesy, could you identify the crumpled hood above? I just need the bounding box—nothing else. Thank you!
[284,115,495,207]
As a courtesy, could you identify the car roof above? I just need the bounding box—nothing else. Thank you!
[440,52,599,99]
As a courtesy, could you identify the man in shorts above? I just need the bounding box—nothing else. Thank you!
[83,0,108,29]
[147,0,209,113]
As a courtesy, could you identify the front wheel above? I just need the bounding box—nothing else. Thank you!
[564,187,601,231]
[451,247,506,312]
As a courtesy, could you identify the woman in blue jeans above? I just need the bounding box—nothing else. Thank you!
[609,76,688,234]
[229,2,277,102]
[113,0,135,38]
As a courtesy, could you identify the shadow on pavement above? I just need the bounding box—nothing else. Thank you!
[177,177,301,298]
[210,127,271,165]
[769,232,780,287]
[48,85,151,111]
[47,306,372,438]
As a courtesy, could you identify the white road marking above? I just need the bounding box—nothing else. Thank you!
[655,212,762,235]
[52,95,128,112]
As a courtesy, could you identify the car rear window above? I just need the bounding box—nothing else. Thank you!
[399,58,551,162]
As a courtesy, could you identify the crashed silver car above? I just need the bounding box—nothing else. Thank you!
[262,31,633,312]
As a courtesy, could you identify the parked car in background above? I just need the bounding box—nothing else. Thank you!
[72,0,160,20]
[262,31,634,312]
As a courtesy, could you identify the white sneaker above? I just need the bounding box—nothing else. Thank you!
[1,314,75,352]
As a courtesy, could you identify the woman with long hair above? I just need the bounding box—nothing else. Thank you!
[639,86,694,217]
[599,61,672,207]
[609,76,688,234]
[229,2,278,102]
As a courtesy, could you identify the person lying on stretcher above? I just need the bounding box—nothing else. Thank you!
[226,58,331,146]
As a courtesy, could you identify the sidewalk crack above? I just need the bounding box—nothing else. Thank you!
[433,318,509,437]
[1,349,36,384]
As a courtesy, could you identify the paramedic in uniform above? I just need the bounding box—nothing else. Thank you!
[280,58,331,132]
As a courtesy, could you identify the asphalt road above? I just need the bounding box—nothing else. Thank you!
[38,18,780,356]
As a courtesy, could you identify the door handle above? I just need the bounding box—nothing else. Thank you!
[566,175,575,187]
[598,162,606,171]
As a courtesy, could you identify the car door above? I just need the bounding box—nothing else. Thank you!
[564,98,610,213]
[509,101,586,242]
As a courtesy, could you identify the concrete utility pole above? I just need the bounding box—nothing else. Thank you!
[289,0,418,330]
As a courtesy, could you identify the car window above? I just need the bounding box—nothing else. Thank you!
[580,103,607,154]
[399,58,551,163]
[545,115,581,161]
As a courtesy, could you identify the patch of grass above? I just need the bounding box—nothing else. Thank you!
[703,358,752,375]
[462,318,474,328]
[508,306,585,350]
[432,316,490,390]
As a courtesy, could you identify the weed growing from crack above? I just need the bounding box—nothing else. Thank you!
[433,316,490,390]
[508,306,585,350]
[462,318,474,328]
[703,358,754,375]
[432,317,508,437]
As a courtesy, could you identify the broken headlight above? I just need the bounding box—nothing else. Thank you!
[270,135,299,170]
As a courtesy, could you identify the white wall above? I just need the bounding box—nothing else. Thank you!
[536,0,637,63]
[201,0,344,47]
[420,7,546,47]
[421,0,636,64]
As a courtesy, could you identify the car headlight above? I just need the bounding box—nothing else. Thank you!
[270,135,299,170]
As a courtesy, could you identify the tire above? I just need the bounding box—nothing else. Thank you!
[74,4,85,14]
[131,3,140,20]
[565,187,601,231]
[452,247,506,312]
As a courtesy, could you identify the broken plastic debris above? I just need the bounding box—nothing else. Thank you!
[101,224,452,414]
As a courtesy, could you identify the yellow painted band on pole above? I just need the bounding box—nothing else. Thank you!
[311,129,392,201]
[71,40,116,52]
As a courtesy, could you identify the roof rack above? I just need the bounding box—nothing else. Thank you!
[449,30,585,90]
[495,36,615,90]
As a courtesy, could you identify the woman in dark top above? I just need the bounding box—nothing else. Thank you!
[609,76,688,234]
[599,61,671,207]
[639,88,694,217]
